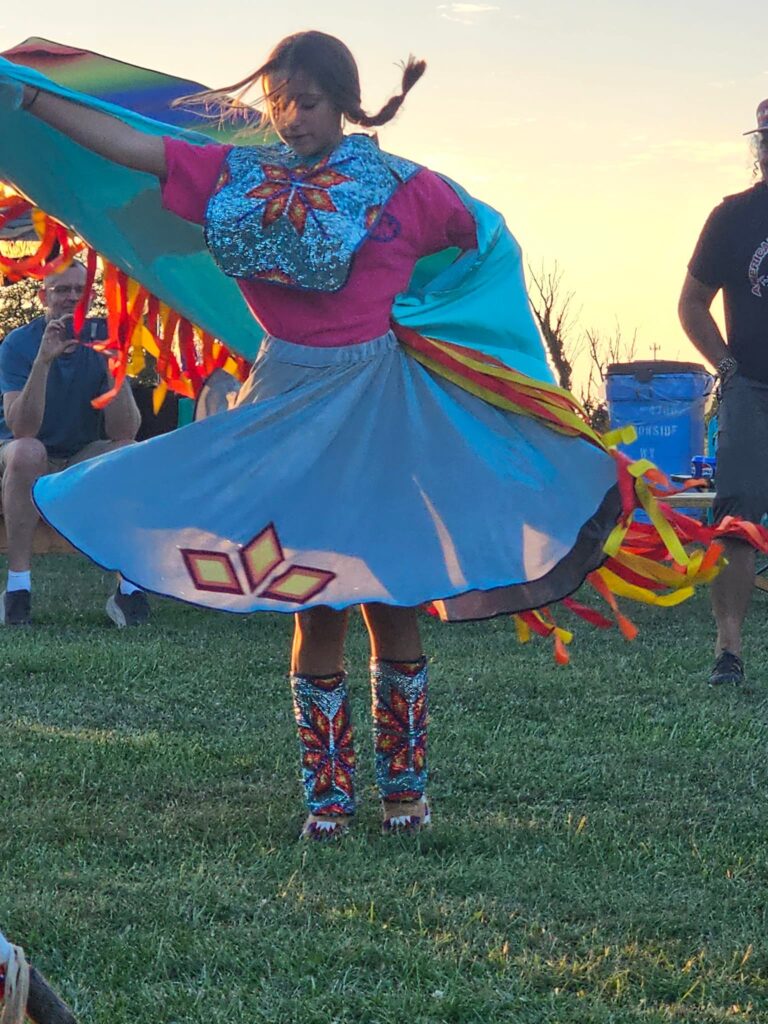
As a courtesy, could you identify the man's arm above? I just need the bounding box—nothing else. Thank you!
[3,318,72,438]
[102,378,141,442]
[678,271,731,370]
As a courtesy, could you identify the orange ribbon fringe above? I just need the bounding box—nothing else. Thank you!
[0,188,249,412]
[395,324,768,664]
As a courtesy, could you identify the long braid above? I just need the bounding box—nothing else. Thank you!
[346,57,427,128]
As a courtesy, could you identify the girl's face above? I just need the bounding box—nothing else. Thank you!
[265,70,343,159]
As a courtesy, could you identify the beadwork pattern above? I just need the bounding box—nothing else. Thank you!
[204,134,419,291]
[291,671,356,815]
[371,657,429,801]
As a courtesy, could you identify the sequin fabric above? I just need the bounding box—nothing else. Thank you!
[290,671,356,815]
[371,657,429,801]
[204,134,420,291]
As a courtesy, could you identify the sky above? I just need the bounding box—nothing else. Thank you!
[2,1,767,384]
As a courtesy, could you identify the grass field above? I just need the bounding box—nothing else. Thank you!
[1,555,767,1023]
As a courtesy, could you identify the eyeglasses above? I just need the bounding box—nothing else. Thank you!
[47,284,85,296]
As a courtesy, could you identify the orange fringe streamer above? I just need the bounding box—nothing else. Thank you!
[0,188,249,409]
[396,326,768,664]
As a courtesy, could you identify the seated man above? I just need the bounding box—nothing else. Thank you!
[0,260,149,626]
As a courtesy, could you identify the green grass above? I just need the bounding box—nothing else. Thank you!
[1,556,767,1023]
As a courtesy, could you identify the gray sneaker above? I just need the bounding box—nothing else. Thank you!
[106,589,150,628]
[0,589,31,626]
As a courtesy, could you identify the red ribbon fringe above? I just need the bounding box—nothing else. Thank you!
[0,191,249,408]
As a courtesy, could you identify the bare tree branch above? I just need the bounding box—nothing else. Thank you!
[578,322,639,431]
[527,260,578,391]
[527,261,639,431]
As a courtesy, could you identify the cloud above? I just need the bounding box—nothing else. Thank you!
[437,3,501,24]
[443,3,499,10]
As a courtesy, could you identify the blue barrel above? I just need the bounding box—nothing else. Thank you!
[605,361,714,477]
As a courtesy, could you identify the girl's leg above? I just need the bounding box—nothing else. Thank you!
[291,605,350,676]
[360,604,431,832]
[290,606,356,839]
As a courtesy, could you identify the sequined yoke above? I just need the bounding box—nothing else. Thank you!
[204,135,420,291]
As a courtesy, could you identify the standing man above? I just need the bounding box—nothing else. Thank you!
[678,100,768,686]
[0,260,149,626]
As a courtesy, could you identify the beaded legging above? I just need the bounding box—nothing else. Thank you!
[291,658,428,815]
[370,657,428,802]
[290,671,357,816]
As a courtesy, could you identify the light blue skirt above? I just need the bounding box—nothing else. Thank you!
[34,333,621,619]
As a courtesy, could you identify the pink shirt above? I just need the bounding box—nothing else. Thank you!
[161,137,477,347]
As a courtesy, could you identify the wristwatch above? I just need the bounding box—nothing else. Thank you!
[717,354,738,380]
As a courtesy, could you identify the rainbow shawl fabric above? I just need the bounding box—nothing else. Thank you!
[0,41,762,661]
[0,39,551,389]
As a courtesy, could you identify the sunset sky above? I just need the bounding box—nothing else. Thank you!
[3,2,766,385]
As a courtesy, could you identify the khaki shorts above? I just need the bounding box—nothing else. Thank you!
[0,438,122,511]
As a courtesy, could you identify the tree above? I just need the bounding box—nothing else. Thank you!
[0,278,42,338]
[527,261,577,392]
[527,262,638,430]
[579,323,638,432]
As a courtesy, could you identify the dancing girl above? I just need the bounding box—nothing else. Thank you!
[0,32,727,838]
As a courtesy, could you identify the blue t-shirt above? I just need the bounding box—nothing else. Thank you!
[0,317,110,457]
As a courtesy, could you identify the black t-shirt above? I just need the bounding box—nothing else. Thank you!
[689,182,768,383]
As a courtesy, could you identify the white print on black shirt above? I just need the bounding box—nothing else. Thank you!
[749,237,768,296]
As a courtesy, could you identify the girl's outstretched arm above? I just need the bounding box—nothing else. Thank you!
[20,84,167,180]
